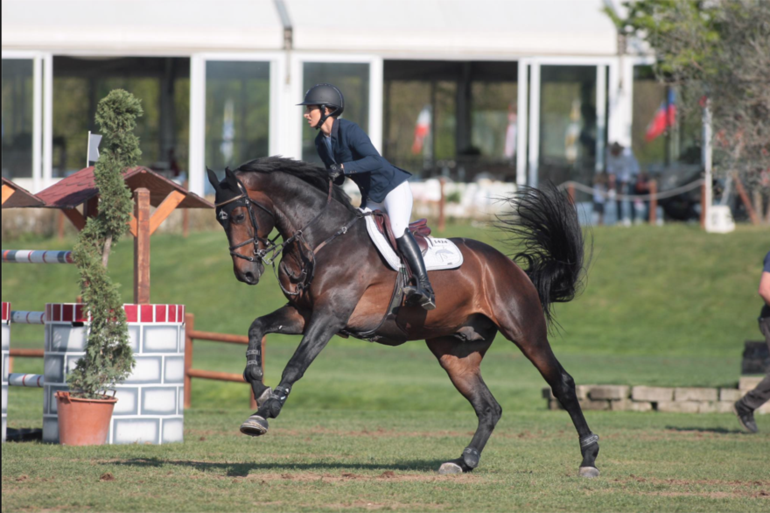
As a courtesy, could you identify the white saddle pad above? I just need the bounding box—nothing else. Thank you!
[361,208,464,272]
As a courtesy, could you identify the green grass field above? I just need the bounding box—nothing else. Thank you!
[2,223,769,511]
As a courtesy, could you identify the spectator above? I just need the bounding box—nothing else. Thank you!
[592,172,608,226]
[633,171,651,223]
[734,250,770,433]
[606,142,640,226]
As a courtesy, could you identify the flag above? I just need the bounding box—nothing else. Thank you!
[87,131,102,165]
[411,105,431,155]
[645,89,676,143]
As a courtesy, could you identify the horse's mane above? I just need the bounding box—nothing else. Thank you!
[235,157,356,212]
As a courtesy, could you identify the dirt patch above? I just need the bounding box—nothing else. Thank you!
[99,473,115,482]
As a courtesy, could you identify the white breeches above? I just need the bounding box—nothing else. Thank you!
[366,180,413,239]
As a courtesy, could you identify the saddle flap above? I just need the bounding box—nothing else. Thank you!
[372,211,430,255]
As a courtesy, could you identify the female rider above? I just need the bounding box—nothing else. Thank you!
[299,83,435,310]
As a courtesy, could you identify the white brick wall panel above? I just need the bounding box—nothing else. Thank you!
[112,388,139,415]
[113,418,159,445]
[50,326,88,352]
[1,325,9,350]
[43,417,59,443]
[142,326,179,353]
[124,357,163,384]
[141,387,177,415]
[128,325,141,352]
[44,355,65,384]
[162,418,184,444]
[2,385,7,414]
[164,357,185,384]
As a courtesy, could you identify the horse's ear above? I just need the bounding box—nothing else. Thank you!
[224,167,240,190]
[206,168,221,192]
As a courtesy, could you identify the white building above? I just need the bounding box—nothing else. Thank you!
[4,0,687,196]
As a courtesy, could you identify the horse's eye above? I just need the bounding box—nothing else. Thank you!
[234,213,246,223]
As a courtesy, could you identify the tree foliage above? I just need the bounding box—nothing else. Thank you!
[68,90,143,399]
[607,0,770,181]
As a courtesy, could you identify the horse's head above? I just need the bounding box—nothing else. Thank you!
[207,168,276,285]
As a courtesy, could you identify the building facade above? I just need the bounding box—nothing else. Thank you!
[3,0,692,196]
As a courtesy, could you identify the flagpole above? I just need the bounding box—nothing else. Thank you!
[87,130,91,168]
[702,102,713,230]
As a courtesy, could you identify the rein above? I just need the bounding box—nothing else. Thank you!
[217,176,368,296]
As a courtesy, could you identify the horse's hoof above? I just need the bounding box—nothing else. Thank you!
[579,466,600,478]
[256,387,272,408]
[240,415,268,436]
[438,462,464,475]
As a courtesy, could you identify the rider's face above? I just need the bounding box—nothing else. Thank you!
[303,105,323,127]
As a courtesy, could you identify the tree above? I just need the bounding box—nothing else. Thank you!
[68,90,143,398]
[607,0,770,191]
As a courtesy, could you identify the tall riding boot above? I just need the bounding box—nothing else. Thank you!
[396,231,436,311]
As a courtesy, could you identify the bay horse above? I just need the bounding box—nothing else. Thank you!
[206,157,600,477]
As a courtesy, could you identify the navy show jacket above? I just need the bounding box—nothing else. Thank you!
[315,118,411,206]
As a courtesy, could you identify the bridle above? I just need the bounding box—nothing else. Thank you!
[215,174,364,296]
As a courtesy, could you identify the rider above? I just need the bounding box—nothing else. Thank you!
[299,83,436,310]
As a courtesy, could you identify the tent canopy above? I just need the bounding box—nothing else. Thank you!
[2,0,618,57]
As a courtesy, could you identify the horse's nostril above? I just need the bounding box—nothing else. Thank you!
[244,272,255,282]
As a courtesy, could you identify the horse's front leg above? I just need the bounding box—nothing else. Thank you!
[240,306,347,436]
[243,305,307,412]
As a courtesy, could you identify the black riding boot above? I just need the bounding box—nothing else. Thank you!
[397,231,436,311]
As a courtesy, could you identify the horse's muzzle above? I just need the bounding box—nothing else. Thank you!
[235,262,264,285]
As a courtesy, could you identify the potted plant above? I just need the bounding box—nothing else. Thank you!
[56,90,142,446]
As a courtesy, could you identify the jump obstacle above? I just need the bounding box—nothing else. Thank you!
[2,247,187,444]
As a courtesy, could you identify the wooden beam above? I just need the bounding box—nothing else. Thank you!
[61,208,87,231]
[734,172,759,225]
[133,188,151,304]
[128,214,138,237]
[2,184,15,205]
[150,190,186,235]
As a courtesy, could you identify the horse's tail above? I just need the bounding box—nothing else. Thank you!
[496,184,590,326]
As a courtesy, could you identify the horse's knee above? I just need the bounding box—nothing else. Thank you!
[551,371,577,403]
[248,318,265,340]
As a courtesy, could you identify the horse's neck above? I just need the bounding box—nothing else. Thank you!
[269,181,352,248]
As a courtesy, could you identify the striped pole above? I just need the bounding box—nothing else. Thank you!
[2,250,74,264]
[8,373,45,388]
[10,311,45,325]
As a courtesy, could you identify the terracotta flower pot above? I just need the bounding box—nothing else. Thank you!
[55,391,118,446]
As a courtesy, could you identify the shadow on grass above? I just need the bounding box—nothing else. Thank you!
[665,425,746,434]
[110,457,447,476]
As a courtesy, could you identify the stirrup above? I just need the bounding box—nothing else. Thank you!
[404,284,436,311]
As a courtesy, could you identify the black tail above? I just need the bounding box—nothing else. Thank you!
[496,184,589,325]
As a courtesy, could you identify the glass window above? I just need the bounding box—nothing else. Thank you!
[539,65,597,188]
[2,59,34,179]
[302,62,369,164]
[52,57,190,179]
[206,61,270,175]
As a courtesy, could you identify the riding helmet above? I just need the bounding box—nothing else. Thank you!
[298,83,345,128]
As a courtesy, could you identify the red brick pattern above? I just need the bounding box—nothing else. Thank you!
[45,304,185,323]
[2,302,9,323]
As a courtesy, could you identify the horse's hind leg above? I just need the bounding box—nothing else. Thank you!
[426,333,501,474]
[497,308,600,477]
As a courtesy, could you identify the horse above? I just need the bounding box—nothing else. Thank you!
[206,157,600,477]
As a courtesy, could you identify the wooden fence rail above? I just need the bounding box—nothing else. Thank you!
[184,313,264,410]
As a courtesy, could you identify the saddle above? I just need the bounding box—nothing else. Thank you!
[370,210,431,256]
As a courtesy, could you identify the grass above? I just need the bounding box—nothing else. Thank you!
[2,222,769,511]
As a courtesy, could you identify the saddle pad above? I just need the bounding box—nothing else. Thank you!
[361,208,464,272]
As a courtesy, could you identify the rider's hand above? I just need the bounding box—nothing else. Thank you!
[328,163,343,179]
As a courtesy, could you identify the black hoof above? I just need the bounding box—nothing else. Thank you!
[579,466,600,478]
[240,415,268,436]
[438,459,473,475]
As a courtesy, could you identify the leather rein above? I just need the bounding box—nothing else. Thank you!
[216,177,366,296]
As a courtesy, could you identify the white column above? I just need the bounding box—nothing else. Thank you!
[595,65,607,172]
[702,104,712,221]
[607,58,623,148]
[368,57,383,154]
[527,62,541,187]
[42,54,53,190]
[188,56,206,196]
[516,60,529,187]
[32,55,43,192]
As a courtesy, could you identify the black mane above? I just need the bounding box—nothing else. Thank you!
[235,157,356,212]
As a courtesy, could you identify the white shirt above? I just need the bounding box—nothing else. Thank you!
[606,148,639,182]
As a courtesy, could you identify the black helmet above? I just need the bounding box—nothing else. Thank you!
[298,83,344,129]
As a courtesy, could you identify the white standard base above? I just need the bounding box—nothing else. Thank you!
[705,205,735,233]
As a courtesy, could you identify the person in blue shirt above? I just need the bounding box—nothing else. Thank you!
[298,83,435,310]
[734,250,770,433]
